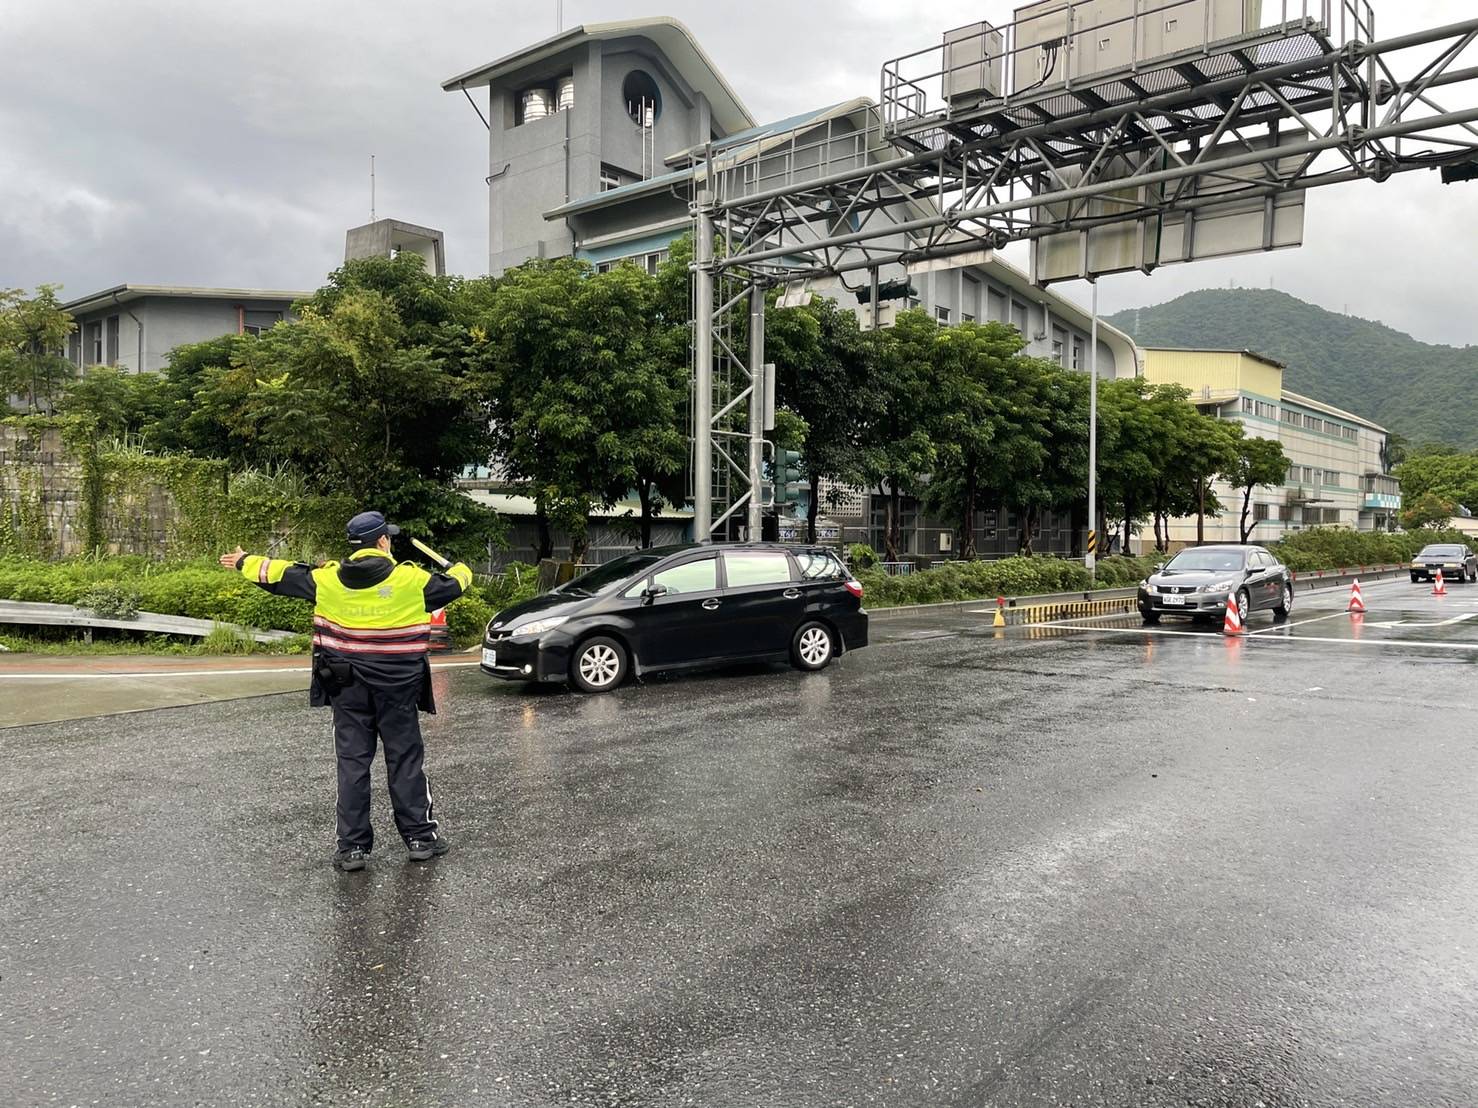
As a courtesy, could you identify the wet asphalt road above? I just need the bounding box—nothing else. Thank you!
[4,579,1478,1107]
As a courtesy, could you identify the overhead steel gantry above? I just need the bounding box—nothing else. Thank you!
[687,0,1478,542]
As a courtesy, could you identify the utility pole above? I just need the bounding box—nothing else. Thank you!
[370,154,376,222]
[1087,280,1098,578]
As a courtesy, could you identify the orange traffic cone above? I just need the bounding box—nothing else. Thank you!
[1348,579,1366,614]
[429,607,451,651]
[1223,592,1245,636]
[1433,569,1448,597]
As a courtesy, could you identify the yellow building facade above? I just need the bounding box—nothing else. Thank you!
[1139,348,1400,549]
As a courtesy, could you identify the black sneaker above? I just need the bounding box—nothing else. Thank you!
[406,837,450,862]
[333,848,368,872]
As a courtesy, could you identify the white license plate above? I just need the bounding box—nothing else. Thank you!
[481,647,497,668]
[1162,594,1186,606]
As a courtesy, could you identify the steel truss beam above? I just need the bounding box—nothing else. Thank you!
[689,10,1478,540]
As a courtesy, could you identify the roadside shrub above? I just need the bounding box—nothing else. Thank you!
[1093,555,1161,588]
[445,593,494,646]
[75,583,141,620]
[1268,528,1469,573]
[201,623,257,655]
[481,562,538,613]
[848,543,879,570]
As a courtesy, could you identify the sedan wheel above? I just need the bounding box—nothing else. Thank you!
[1274,581,1294,620]
[792,622,836,672]
[570,636,627,694]
[1235,588,1253,621]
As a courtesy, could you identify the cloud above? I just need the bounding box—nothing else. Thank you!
[3,0,1476,346]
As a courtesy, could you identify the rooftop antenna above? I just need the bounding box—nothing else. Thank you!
[370,154,376,222]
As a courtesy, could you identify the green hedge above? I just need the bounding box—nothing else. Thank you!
[851,531,1471,609]
[0,555,497,646]
[1267,528,1470,573]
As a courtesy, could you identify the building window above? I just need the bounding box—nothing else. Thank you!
[600,168,621,192]
[242,310,282,337]
[1051,327,1066,365]
[1254,503,1273,523]
[963,275,981,320]
[1072,341,1084,370]
[935,305,951,324]
[988,289,1008,323]
[85,321,102,365]
[962,313,976,323]
[907,297,921,310]
[105,315,120,365]
[1010,301,1028,334]
[1242,397,1255,413]
[1281,408,1300,425]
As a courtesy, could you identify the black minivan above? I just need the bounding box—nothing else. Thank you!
[480,542,868,692]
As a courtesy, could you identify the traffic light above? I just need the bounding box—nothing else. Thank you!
[855,278,916,305]
[773,450,803,507]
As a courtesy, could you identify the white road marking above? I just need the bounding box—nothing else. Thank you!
[0,661,484,680]
[1042,623,1478,651]
[1365,613,1478,630]
[1248,610,1350,634]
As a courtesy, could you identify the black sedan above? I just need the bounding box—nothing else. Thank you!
[1409,543,1477,583]
[1137,544,1294,624]
[480,542,869,692]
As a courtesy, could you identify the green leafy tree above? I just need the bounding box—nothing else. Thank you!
[859,310,945,562]
[1095,377,1162,554]
[0,285,76,413]
[1395,448,1478,515]
[1400,490,1457,530]
[769,294,881,544]
[57,365,171,441]
[1009,363,1089,555]
[1222,433,1292,543]
[476,257,690,560]
[1179,414,1242,545]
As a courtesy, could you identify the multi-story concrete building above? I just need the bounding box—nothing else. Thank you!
[60,285,306,375]
[443,17,1141,557]
[1140,348,1401,548]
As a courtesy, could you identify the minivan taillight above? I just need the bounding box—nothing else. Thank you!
[844,578,864,599]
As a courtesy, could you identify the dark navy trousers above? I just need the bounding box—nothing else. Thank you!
[330,680,439,852]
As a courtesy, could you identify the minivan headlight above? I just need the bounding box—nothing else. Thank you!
[513,615,570,637]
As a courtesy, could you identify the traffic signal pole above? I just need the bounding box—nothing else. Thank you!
[693,196,714,541]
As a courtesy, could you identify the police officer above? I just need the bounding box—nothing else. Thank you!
[219,511,473,872]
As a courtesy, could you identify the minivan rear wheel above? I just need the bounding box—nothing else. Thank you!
[570,636,627,694]
[791,622,836,672]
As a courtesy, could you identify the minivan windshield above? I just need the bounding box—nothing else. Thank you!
[1417,545,1466,559]
[557,552,665,596]
[1164,549,1247,573]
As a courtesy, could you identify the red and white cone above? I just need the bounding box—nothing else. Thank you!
[1433,569,1448,597]
[1348,579,1366,615]
[429,607,451,651]
[1223,592,1245,636]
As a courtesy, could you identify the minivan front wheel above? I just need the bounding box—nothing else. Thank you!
[570,636,627,694]
[792,622,836,672]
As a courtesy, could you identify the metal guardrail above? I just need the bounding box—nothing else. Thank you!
[0,601,296,644]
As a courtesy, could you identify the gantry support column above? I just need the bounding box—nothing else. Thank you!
[747,283,766,540]
[693,195,715,541]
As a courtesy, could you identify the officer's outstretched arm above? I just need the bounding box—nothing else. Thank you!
[423,562,473,611]
[226,549,317,602]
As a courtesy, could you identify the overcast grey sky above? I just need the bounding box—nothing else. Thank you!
[3,1,1475,342]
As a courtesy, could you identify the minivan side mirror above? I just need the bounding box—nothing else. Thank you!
[641,584,669,603]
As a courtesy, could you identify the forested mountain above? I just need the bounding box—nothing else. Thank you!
[1108,289,1478,449]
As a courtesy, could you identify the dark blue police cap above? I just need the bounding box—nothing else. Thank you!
[346,510,400,547]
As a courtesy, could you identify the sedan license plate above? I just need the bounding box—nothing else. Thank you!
[481,647,496,668]
[1162,594,1186,606]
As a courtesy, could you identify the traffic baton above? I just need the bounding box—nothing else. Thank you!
[410,537,453,569]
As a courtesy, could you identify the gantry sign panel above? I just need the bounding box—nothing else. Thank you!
[689,0,1478,538]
